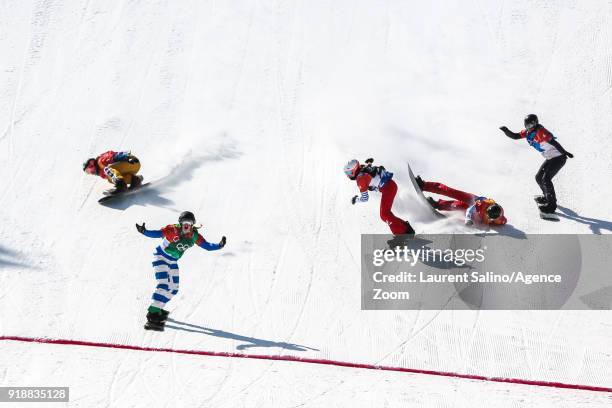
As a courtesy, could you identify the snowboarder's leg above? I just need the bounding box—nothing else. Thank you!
[151,259,179,309]
[106,161,141,186]
[535,164,546,194]
[538,155,567,212]
[146,254,179,330]
[379,180,412,235]
[168,270,179,303]
[421,181,476,204]
[436,199,470,212]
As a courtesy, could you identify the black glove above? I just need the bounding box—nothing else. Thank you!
[136,223,146,234]
[351,195,359,205]
[565,151,574,158]
[219,236,227,248]
[499,126,509,133]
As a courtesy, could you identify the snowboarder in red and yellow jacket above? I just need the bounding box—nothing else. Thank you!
[83,150,143,194]
[415,176,507,226]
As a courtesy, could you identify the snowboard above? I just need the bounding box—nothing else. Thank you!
[534,195,560,221]
[406,162,446,218]
[387,234,414,248]
[144,309,170,331]
[98,182,151,204]
[144,321,165,331]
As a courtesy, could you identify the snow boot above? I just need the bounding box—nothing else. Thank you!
[538,202,556,214]
[404,221,416,235]
[415,175,425,191]
[426,196,440,210]
[534,195,547,205]
[144,311,165,331]
[130,175,144,190]
[108,180,128,195]
[160,309,170,322]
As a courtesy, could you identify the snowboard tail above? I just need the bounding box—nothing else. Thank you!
[406,163,446,218]
[98,182,151,204]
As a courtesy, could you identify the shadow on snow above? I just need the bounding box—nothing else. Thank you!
[165,318,319,352]
[556,205,612,234]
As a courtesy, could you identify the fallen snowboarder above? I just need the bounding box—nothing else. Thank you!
[414,175,507,226]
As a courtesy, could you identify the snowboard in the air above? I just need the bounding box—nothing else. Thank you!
[98,182,151,204]
[534,195,560,221]
[406,162,446,218]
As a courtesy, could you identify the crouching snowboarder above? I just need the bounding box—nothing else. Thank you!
[136,211,227,331]
[344,158,415,239]
[499,114,573,218]
[415,176,507,226]
[83,150,143,194]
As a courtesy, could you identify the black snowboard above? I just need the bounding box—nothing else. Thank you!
[98,182,151,204]
[534,195,560,221]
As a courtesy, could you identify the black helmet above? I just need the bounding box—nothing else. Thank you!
[524,114,538,130]
[83,158,96,172]
[178,211,196,224]
[486,204,502,220]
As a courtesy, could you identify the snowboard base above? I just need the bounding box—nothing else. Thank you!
[539,211,560,221]
[406,163,445,218]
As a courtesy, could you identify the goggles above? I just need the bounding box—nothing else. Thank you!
[525,121,537,130]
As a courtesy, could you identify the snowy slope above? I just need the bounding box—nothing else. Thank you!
[1,1,611,407]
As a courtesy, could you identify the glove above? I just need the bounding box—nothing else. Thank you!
[351,195,359,205]
[565,151,574,158]
[218,236,227,248]
[499,126,509,133]
[136,223,146,234]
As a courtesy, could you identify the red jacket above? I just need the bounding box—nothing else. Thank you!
[94,150,118,179]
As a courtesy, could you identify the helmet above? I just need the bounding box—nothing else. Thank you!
[524,114,538,130]
[486,203,503,220]
[178,211,196,224]
[343,159,360,179]
[83,158,96,172]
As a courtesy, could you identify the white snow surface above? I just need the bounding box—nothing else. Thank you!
[1,1,611,407]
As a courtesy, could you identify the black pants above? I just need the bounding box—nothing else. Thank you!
[535,155,567,211]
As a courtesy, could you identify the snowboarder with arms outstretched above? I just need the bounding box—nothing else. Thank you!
[344,158,415,237]
[83,150,143,194]
[415,175,507,226]
[136,211,227,331]
[499,114,573,217]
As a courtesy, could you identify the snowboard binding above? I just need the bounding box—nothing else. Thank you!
[144,311,166,332]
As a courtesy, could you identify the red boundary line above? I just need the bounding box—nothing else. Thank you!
[1,336,610,394]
